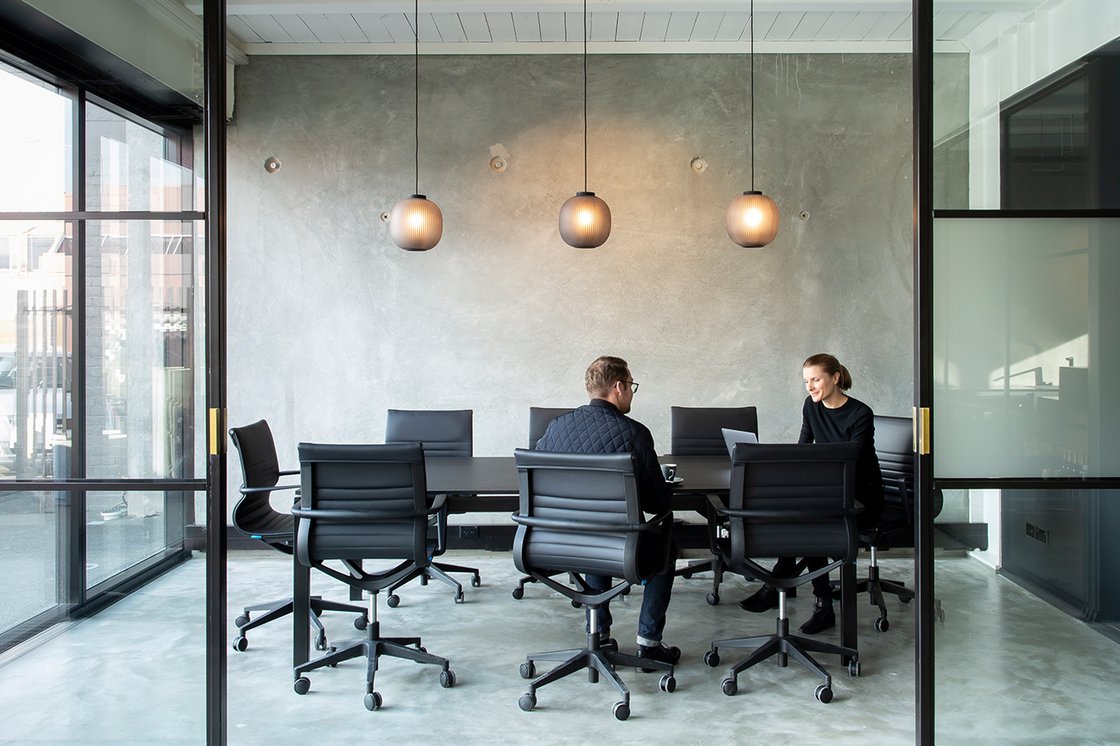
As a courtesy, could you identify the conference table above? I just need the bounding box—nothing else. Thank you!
[293,454,858,669]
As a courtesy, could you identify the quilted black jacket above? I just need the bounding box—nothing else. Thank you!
[534,399,672,515]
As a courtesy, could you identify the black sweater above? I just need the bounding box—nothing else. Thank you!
[798,395,884,521]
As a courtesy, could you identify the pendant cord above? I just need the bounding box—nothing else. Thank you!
[749,0,755,192]
[582,0,588,193]
[414,0,420,195]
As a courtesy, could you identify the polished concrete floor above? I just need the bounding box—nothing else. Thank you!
[0,551,1117,745]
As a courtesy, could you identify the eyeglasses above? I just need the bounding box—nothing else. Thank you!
[621,380,639,393]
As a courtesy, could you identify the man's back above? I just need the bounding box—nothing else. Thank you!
[536,399,671,515]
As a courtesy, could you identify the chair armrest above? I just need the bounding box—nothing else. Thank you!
[706,494,857,521]
[240,482,299,495]
[279,469,299,477]
[511,511,670,534]
[292,496,445,523]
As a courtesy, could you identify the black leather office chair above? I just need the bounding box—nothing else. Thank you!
[512,449,677,721]
[291,442,456,711]
[854,414,942,631]
[527,406,574,450]
[669,405,759,605]
[704,442,861,703]
[511,406,577,601]
[228,420,367,652]
[384,408,481,604]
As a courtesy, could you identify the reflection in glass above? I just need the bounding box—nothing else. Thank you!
[85,102,195,213]
[86,221,200,479]
[0,490,66,637]
[0,62,72,213]
[0,221,73,480]
[933,218,1119,478]
[85,490,169,589]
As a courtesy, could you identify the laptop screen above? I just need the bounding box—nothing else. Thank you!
[721,428,759,458]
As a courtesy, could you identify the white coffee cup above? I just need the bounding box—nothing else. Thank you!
[660,463,677,481]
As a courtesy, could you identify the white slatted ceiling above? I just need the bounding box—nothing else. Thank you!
[225,9,1005,50]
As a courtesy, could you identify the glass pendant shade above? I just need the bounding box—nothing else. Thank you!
[559,191,611,249]
[725,190,780,248]
[389,194,443,252]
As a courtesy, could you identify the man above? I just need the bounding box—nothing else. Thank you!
[534,355,680,669]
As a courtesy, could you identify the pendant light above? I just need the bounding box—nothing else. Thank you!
[558,0,611,249]
[390,0,442,251]
[726,0,779,248]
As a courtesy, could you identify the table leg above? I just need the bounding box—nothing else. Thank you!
[293,554,310,672]
[840,559,858,654]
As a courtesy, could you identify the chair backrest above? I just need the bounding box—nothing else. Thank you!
[670,405,759,456]
[229,419,291,537]
[512,449,652,585]
[295,442,429,565]
[385,409,473,458]
[872,414,940,525]
[527,406,575,449]
[728,442,860,564]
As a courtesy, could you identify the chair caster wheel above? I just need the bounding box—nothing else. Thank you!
[704,650,720,668]
[364,691,382,711]
[314,635,328,651]
[519,662,535,679]
[613,701,630,721]
[900,595,913,604]
[681,569,694,579]
[875,616,890,632]
[387,594,400,608]
[659,674,676,693]
[471,575,481,587]
[293,677,310,695]
[815,684,833,703]
[849,660,862,677]
[721,677,737,696]
[455,590,465,604]
[571,600,581,609]
[354,615,368,630]
[518,693,536,712]
[621,586,631,596]
[417,645,427,653]
[440,669,456,688]
[512,587,525,600]
[235,614,249,628]
[706,592,720,606]
[232,636,248,652]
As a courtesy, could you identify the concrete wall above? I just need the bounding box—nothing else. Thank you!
[226,52,914,469]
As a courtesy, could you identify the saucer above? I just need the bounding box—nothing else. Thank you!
[665,476,684,485]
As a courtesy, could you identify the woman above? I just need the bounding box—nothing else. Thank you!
[738,353,884,635]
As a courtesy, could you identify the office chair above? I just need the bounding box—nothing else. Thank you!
[852,414,943,631]
[228,420,366,652]
[669,405,759,605]
[291,442,456,711]
[512,449,677,721]
[511,406,577,601]
[704,442,861,703]
[384,408,481,604]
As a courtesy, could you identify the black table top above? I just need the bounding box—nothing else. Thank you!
[427,454,731,513]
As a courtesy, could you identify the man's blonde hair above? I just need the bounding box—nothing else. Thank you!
[585,356,630,398]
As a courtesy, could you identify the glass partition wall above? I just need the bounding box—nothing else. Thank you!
[0,3,208,737]
[928,0,1120,741]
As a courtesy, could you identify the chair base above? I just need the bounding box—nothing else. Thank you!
[708,615,859,702]
[674,555,725,605]
[518,630,676,720]
[293,613,452,710]
[388,561,480,605]
[832,554,917,632]
[233,595,367,652]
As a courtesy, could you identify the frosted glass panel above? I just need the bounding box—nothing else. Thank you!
[933,218,1120,478]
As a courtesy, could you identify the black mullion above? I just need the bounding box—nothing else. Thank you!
[203,0,228,743]
[913,0,935,744]
[71,86,88,612]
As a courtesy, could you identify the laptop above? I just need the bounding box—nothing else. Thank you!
[721,428,759,458]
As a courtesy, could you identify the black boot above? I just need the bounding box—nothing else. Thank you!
[738,584,796,613]
[799,595,835,635]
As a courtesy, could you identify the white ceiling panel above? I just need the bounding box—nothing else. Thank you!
[212,2,1028,55]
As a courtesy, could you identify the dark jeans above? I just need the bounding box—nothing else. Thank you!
[584,566,674,644]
